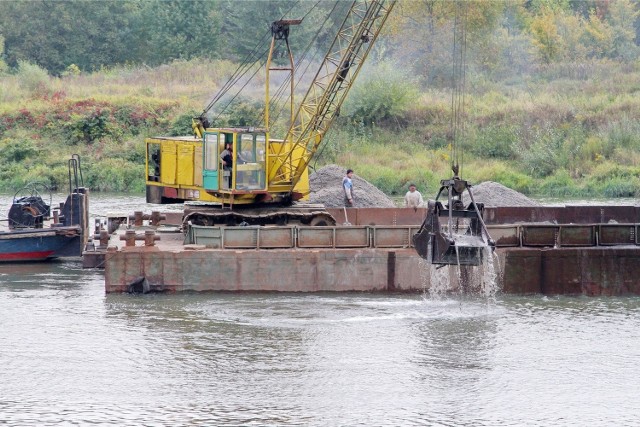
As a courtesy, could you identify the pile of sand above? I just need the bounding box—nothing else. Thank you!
[463,181,541,207]
[308,165,539,209]
[308,165,396,208]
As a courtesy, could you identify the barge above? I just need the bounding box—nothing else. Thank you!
[87,205,640,296]
[1,156,90,262]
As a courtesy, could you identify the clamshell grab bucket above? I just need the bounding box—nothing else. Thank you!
[413,177,494,266]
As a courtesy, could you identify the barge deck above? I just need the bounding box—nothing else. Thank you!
[89,206,640,296]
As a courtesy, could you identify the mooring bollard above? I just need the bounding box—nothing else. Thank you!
[144,230,160,246]
[127,211,167,227]
[119,229,161,247]
[121,230,137,247]
[149,211,166,226]
[132,211,144,227]
[99,230,110,247]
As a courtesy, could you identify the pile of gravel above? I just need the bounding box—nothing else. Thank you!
[308,164,396,208]
[308,166,538,209]
[463,181,541,207]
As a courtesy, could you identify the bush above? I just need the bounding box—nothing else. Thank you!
[343,61,418,127]
[597,178,639,198]
[21,164,68,190]
[518,127,566,177]
[538,170,580,197]
[61,64,81,77]
[355,164,399,195]
[84,159,145,192]
[62,108,117,144]
[113,104,164,136]
[601,115,640,152]
[16,60,52,96]
[468,161,533,194]
[169,110,199,136]
[583,162,640,197]
[468,124,519,160]
[218,98,264,127]
[0,35,7,75]
[0,138,38,162]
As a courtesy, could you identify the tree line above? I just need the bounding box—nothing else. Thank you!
[0,0,347,76]
[0,1,638,79]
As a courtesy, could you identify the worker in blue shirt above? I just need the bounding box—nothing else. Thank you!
[343,169,354,206]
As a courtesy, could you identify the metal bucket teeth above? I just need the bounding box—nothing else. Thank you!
[431,233,484,266]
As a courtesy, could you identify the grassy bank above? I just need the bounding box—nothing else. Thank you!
[1,58,640,198]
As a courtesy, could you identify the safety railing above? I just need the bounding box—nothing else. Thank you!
[185,223,640,250]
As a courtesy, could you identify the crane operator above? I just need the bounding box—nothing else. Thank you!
[221,142,233,189]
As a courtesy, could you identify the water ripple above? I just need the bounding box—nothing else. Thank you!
[1,258,640,425]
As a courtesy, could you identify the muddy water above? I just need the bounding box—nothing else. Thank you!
[0,193,639,425]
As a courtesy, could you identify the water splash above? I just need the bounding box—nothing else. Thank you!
[420,245,501,300]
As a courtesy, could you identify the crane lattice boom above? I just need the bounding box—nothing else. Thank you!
[267,0,396,192]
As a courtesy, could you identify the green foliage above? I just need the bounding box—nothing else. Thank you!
[217,0,349,61]
[215,99,264,128]
[529,9,563,64]
[596,177,639,197]
[601,115,640,151]
[60,108,118,144]
[62,64,81,77]
[355,164,399,195]
[84,158,145,192]
[582,161,640,197]
[606,0,640,61]
[112,104,166,136]
[537,169,580,197]
[135,0,222,66]
[0,0,220,75]
[468,162,533,194]
[20,164,68,190]
[169,110,199,137]
[16,60,51,95]
[0,1,640,197]
[468,124,519,160]
[0,137,38,163]
[343,61,418,126]
[518,126,567,177]
[0,34,7,75]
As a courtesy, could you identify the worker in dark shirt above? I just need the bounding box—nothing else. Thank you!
[221,142,233,189]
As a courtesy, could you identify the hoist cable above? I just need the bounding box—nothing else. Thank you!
[449,1,468,177]
[260,0,330,128]
[449,8,458,171]
[210,49,271,126]
[202,34,272,115]
[460,3,468,178]
[262,1,339,129]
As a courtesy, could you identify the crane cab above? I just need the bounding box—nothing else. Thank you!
[202,128,267,193]
[145,128,269,204]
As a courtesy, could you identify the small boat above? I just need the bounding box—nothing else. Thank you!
[0,155,89,262]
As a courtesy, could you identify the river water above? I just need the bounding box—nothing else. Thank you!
[1,193,640,425]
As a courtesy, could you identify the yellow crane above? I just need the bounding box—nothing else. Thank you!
[145,0,396,226]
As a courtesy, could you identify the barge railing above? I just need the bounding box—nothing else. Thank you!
[184,223,640,250]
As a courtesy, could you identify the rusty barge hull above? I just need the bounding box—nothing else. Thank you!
[98,206,640,296]
[104,246,640,296]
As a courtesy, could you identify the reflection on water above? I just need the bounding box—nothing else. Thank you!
[1,261,639,425]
